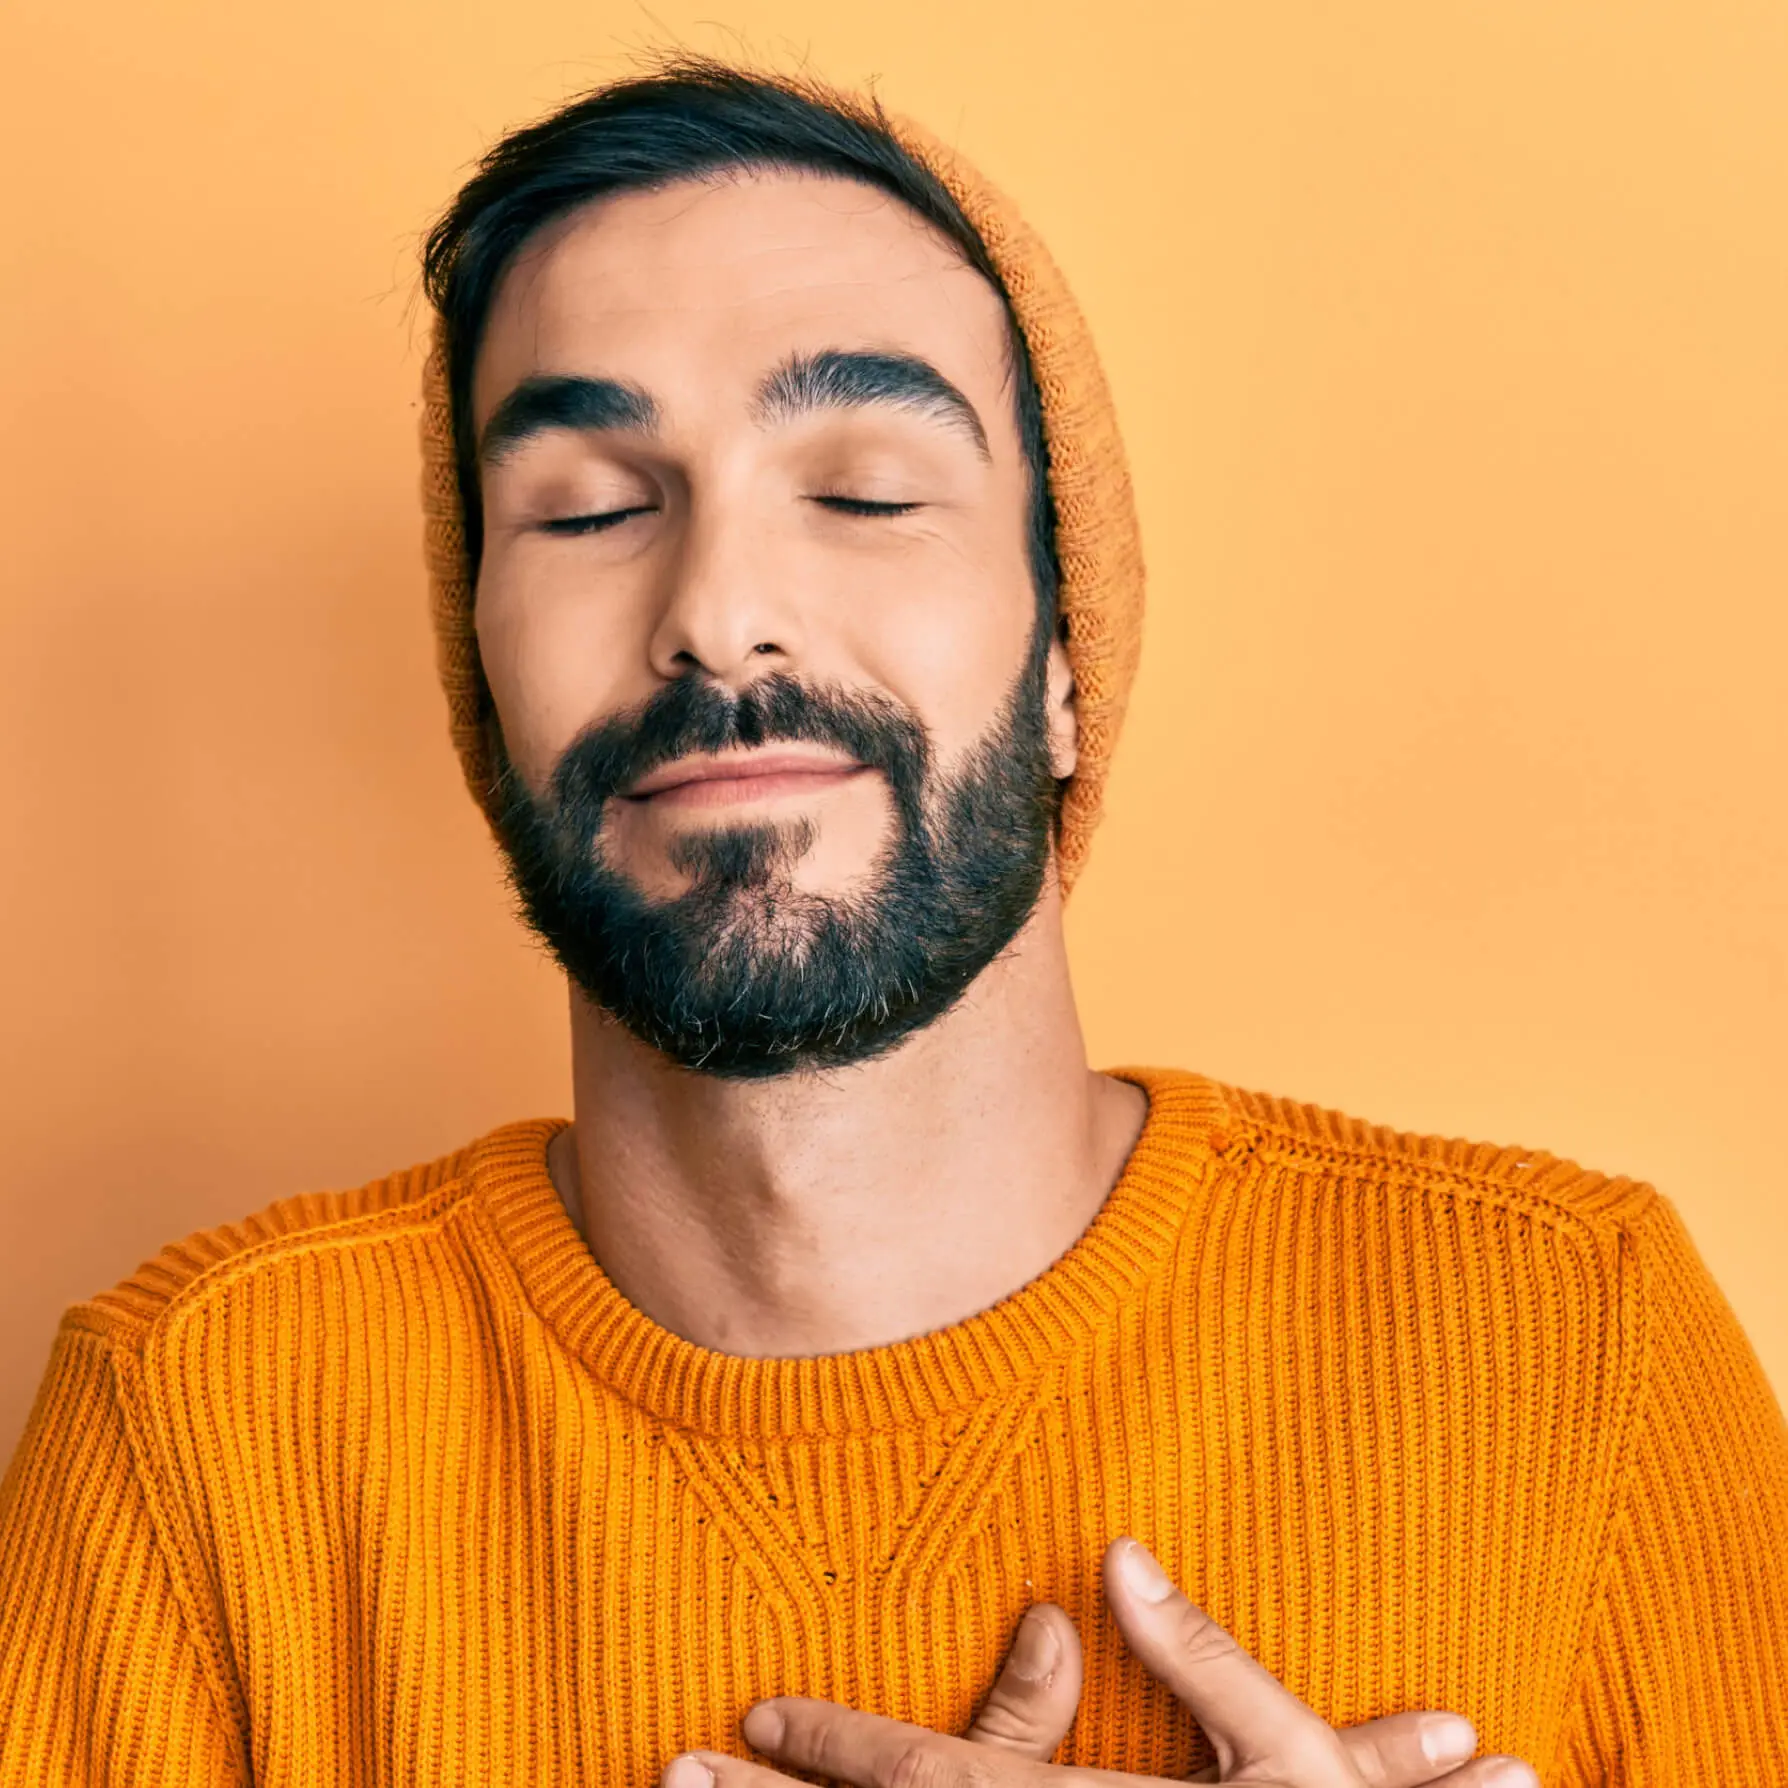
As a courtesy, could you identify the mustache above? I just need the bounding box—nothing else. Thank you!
[537,671,934,827]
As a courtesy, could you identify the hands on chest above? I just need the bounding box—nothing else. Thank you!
[660,1539,1540,1788]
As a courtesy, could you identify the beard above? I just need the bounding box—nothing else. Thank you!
[488,638,1061,1080]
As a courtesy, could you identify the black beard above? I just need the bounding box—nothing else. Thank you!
[488,643,1060,1080]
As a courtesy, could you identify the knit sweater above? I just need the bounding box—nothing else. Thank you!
[2,1067,1784,1784]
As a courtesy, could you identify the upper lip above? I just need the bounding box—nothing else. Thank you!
[624,748,865,798]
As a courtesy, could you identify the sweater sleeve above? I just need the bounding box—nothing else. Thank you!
[1555,1192,1788,1785]
[0,1320,244,1786]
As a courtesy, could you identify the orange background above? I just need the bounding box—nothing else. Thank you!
[2,0,1783,1461]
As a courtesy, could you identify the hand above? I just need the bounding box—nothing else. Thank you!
[660,1537,1540,1788]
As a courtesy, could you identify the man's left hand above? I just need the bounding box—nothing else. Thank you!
[657,1536,1537,1788]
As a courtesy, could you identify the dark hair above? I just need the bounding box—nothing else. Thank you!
[421,57,1060,634]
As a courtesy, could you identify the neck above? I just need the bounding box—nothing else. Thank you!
[548,880,1148,1359]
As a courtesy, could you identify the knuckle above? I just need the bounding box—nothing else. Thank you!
[884,1739,944,1788]
[785,1707,847,1776]
[1169,1603,1241,1668]
[1218,1719,1344,1785]
[1281,1724,1350,1782]
[970,1696,1043,1744]
[1343,1730,1394,1788]
[885,1741,994,1788]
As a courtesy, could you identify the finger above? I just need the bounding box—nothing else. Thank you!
[1426,1758,1540,1788]
[1183,1714,1535,1788]
[1102,1538,1340,1779]
[662,1751,803,1788]
[743,1698,1034,1788]
[964,1604,1085,1758]
[1331,1711,1479,1787]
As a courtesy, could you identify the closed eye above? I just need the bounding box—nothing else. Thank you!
[539,505,657,536]
[812,496,922,516]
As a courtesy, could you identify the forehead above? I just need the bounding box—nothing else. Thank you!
[470,168,1014,428]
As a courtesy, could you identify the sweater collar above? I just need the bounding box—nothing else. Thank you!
[471,1066,1234,1440]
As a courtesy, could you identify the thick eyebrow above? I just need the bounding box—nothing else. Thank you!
[478,374,660,467]
[754,349,991,461]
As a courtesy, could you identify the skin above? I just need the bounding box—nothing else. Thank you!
[663,1542,1537,1788]
[469,168,1535,1787]
[472,167,1145,1361]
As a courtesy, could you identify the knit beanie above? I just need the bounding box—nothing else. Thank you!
[419,75,1145,896]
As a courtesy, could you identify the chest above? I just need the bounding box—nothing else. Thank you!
[202,1353,1587,1784]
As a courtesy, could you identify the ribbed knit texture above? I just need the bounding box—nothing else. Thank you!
[3,1067,1784,1783]
[418,71,1147,896]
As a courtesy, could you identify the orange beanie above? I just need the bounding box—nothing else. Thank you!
[419,74,1145,895]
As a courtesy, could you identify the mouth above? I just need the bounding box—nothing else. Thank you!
[620,749,870,811]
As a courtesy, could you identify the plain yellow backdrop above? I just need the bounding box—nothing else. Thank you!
[1,0,1783,1461]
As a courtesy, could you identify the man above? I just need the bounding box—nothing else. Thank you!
[1,56,1783,1788]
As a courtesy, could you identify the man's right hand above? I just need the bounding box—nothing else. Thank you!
[959,1538,1535,1786]
[664,1537,1540,1788]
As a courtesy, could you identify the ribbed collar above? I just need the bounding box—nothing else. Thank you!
[472,1066,1234,1440]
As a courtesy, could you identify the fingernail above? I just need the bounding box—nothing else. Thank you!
[741,1702,786,1750]
[1118,1539,1174,1603]
[1482,1763,1540,1788]
[663,1758,714,1788]
[1010,1609,1059,1683]
[1419,1715,1477,1766]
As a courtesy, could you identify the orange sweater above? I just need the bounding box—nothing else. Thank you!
[2,1067,1785,1784]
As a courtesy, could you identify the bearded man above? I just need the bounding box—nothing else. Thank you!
[1,58,1784,1788]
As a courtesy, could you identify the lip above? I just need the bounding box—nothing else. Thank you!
[623,749,867,804]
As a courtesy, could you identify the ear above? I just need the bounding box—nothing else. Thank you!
[1045,624,1080,781]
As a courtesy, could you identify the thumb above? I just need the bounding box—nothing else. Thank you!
[963,1603,1084,1759]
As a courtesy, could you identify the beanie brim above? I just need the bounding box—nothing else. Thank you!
[418,80,1145,897]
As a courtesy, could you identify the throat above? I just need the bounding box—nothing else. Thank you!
[550,891,1148,1361]
[547,1066,1146,1363]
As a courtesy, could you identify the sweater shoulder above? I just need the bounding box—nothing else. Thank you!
[60,1127,526,1352]
[1190,1070,1661,1236]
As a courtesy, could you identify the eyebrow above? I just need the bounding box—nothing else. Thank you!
[754,349,990,460]
[475,347,991,467]
[478,375,659,466]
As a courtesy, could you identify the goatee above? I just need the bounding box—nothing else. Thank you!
[489,643,1060,1079]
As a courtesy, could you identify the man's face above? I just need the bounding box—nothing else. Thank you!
[469,167,1078,1077]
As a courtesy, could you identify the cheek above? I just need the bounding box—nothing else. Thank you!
[846,532,1036,765]
[473,562,652,790]
[472,475,1038,787]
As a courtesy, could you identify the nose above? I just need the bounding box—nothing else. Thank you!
[645,494,802,688]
